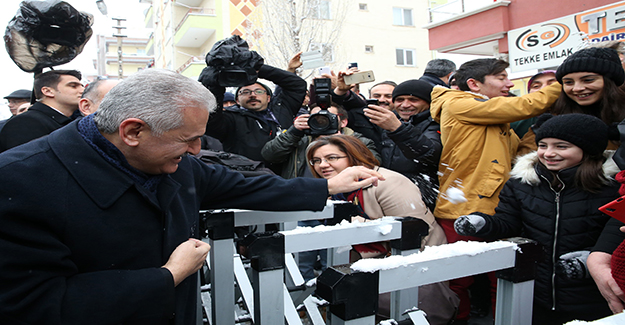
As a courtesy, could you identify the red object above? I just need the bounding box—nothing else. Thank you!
[611,240,625,294]
[599,195,625,224]
[615,170,625,196]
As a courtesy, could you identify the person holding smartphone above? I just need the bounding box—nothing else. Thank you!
[363,79,442,211]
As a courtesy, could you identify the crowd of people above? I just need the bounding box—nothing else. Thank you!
[1,40,625,325]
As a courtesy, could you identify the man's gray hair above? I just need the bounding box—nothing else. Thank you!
[81,79,107,104]
[424,59,457,77]
[94,69,216,136]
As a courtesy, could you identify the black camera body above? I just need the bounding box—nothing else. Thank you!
[306,78,339,136]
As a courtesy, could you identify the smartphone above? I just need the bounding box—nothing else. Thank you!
[366,99,379,106]
[343,70,375,85]
[348,62,358,69]
[300,50,324,70]
[599,195,625,223]
[318,66,331,76]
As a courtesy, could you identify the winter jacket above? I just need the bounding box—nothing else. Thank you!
[419,73,448,88]
[260,125,380,179]
[205,64,306,165]
[474,152,620,314]
[430,82,561,220]
[0,121,329,325]
[379,110,441,211]
[0,102,74,152]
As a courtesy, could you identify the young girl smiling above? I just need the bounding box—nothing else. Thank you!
[455,113,620,324]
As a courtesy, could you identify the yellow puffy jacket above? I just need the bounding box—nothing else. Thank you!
[430,83,561,220]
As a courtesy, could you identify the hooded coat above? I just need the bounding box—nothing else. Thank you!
[474,152,619,315]
[429,82,561,220]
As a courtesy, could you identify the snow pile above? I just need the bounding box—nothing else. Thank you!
[351,240,517,273]
[444,187,467,204]
[282,216,399,236]
[379,320,398,325]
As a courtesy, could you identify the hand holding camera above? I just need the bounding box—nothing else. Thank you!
[293,114,310,131]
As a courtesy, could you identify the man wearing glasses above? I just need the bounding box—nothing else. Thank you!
[206,63,307,173]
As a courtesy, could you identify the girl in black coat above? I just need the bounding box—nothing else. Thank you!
[454,114,620,324]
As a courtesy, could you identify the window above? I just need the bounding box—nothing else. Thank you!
[393,7,413,26]
[359,3,368,10]
[396,48,415,66]
[310,42,334,62]
[313,1,331,20]
[365,45,374,53]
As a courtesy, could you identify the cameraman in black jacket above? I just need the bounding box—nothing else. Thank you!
[205,64,306,173]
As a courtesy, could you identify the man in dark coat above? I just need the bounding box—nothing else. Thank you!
[0,69,383,325]
[0,69,83,152]
[419,58,456,88]
[363,79,442,211]
[205,64,306,172]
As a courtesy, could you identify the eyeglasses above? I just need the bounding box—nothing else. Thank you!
[309,156,347,166]
[238,89,267,96]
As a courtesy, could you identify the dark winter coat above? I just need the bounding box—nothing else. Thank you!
[0,121,328,325]
[0,102,74,152]
[419,73,448,88]
[379,110,441,211]
[475,152,620,314]
[205,64,306,167]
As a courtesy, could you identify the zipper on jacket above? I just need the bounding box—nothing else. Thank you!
[540,172,564,311]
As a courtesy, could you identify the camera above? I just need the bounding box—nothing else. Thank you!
[306,78,339,136]
[366,99,379,106]
[218,66,257,87]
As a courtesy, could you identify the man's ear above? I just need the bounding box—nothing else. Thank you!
[340,118,348,128]
[466,78,481,93]
[78,98,92,116]
[40,86,55,98]
[118,118,148,147]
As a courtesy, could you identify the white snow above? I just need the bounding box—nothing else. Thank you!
[281,216,399,236]
[379,320,398,325]
[444,187,467,204]
[351,241,517,273]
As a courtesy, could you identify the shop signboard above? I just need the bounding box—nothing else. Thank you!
[508,1,625,72]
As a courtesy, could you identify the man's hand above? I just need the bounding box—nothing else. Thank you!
[327,166,384,195]
[588,251,625,313]
[454,214,486,236]
[334,69,358,96]
[364,104,402,132]
[287,51,303,74]
[293,114,310,131]
[163,239,211,286]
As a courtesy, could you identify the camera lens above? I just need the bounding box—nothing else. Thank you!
[309,114,330,130]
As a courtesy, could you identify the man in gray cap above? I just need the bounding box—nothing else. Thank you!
[4,89,31,116]
[0,89,32,133]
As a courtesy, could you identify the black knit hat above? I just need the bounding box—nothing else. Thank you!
[392,79,433,103]
[555,48,625,86]
[535,113,608,156]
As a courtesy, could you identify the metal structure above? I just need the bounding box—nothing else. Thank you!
[200,202,542,325]
[111,18,127,79]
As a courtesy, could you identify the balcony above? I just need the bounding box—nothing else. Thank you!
[144,5,154,28]
[174,8,218,48]
[176,56,205,78]
[428,0,510,25]
[146,33,154,56]
[176,0,204,7]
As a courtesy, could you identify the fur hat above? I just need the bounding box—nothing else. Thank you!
[534,113,608,156]
[392,79,433,103]
[555,48,625,86]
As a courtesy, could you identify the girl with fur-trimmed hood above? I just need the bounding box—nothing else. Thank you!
[454,113,620,324]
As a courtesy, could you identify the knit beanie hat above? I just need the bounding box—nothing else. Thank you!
[611,240,625,295]
[555,48,625,86]
[392,79,433,103]
[534,113,608,156]
[527,70,556,92]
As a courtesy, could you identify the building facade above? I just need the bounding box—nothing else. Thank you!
[93,35,153,80]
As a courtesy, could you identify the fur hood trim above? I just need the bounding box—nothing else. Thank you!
[510,150,619,185]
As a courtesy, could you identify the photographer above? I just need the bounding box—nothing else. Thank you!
[261,100,380,179]
[205,63,307,173]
